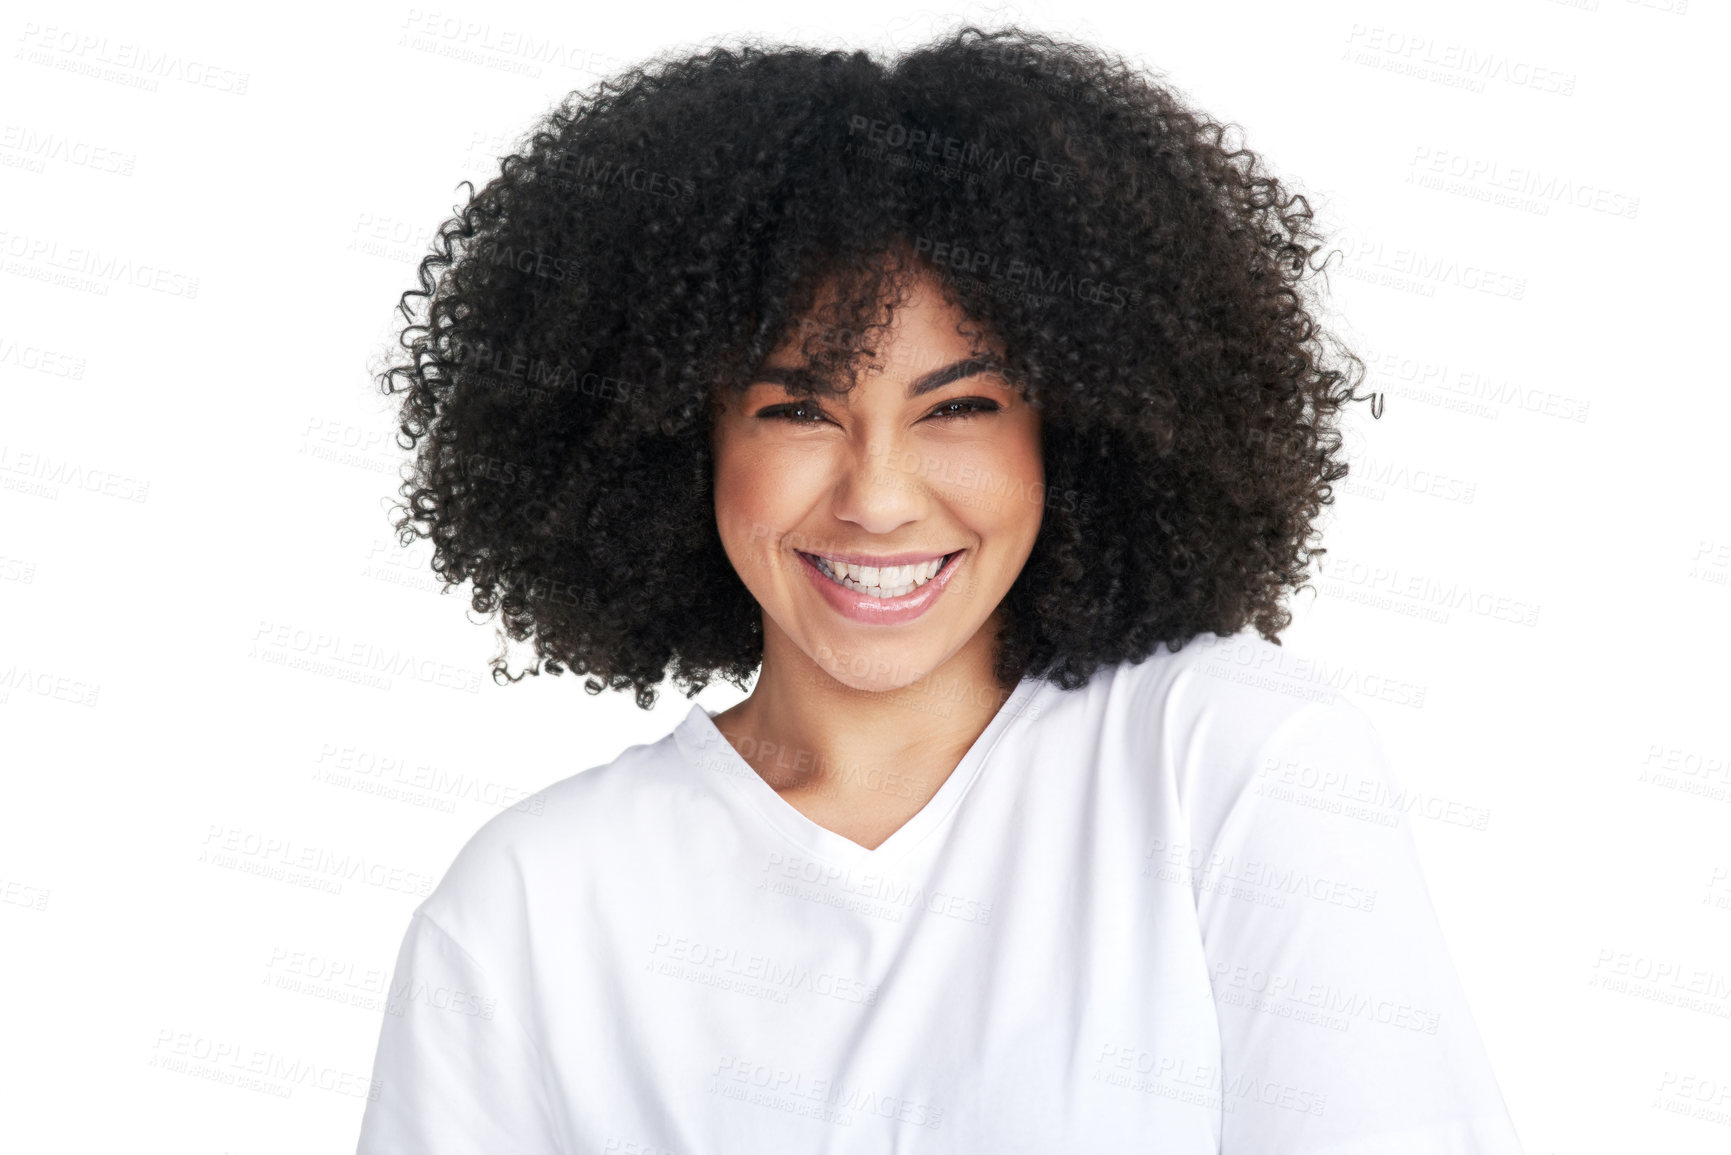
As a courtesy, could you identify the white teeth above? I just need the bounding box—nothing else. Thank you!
[810,553,950,598]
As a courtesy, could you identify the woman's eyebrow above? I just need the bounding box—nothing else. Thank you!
[904,356,1005,396]
[750,356,1005,397]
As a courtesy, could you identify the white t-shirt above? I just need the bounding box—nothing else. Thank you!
[355,630,1524,1153]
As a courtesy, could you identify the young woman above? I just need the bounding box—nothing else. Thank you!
[356,26,1524,1154]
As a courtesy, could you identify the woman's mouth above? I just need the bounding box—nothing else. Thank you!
[803,552,958,598]
[794,549,967,624]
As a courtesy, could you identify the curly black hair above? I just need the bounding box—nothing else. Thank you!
[379,24,1368,710]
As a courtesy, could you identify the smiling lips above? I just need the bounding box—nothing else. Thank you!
[796,549,966,624]
[804,552,952,599]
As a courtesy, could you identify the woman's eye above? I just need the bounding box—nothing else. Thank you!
[756,397,999,424]
[927,397,1000,420]
[760,402,829,424]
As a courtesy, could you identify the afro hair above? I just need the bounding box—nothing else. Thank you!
[379,24,1369,709]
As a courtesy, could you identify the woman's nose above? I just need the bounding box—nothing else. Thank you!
[828,432,929,535]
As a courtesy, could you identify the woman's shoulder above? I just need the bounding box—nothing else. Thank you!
[1101,627,1367,736]
[1095,630,1390,837]
[412,715,695,949]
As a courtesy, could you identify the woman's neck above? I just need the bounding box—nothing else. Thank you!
[707,616,1021,848]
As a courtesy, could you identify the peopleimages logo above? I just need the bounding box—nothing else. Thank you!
[911,235,1133,311]
[845,114,1077,189]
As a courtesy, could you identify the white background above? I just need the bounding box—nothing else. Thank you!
[2,0,1726,1151]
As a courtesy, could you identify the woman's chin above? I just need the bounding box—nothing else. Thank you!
[804,641,945,696]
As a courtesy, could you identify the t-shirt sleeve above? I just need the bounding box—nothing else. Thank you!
[355,908,563,1155]
[1194,700,1524,1154]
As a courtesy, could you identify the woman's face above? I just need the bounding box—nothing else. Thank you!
[710,272,1045,694]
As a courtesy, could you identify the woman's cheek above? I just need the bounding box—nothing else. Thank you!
[715,444,806,576]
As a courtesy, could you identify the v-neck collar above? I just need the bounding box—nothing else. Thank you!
[674,674,1044,868]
